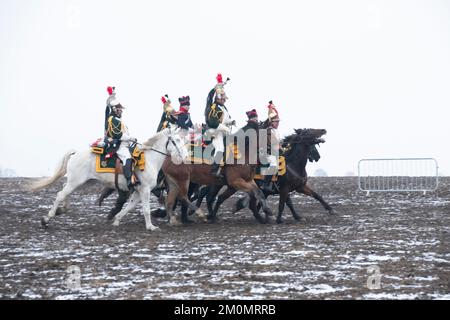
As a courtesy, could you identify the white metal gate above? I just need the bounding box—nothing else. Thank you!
[358,158,439,195]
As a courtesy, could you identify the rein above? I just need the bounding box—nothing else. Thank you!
[148,136,183,158]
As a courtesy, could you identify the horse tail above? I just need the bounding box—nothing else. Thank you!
[26,150,77,192]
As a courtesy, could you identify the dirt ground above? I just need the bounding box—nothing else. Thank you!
[0,177,449,299]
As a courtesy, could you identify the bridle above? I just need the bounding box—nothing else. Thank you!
[149,128,183,158]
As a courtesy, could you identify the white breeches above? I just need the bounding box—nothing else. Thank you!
[261,155,278,175]
[117,142,132,164]
[212,131,225,154]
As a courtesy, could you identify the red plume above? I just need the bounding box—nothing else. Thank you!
[216,73,223,84]
[161,96,167,104]
[107,86,113,95]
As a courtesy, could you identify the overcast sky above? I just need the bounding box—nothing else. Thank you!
[1,0,449,177]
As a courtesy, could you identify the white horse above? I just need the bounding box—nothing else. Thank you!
[28,128,205,231]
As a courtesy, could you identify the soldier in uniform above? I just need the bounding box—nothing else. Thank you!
[105,96,138,191]
[243,108,259,131]
[105,86,116,135]
[176,96,193,130]
[157,95,178,132]
[204,73,235,177]
[261,101,281,192]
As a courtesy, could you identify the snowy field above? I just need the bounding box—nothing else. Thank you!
[0,177,449,299]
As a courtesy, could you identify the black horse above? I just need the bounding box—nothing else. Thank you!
[209,128,335,223]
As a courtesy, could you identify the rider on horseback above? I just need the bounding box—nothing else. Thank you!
[176,95,194,138]
[157,95,177,132]
[205,74,235,177]
[243,108,259,131]
[105,94,138,191]
[104,86,118,135]
[261,101,281,192]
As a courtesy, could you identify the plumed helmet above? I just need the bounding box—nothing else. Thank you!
[267,100,279,121]
[161,94,173,113]
[107,86,115,96]
[214,73,230,101]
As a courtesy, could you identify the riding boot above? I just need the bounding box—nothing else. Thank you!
[123,159,135,192]
[210,151,224,177]
[261,174,273,193]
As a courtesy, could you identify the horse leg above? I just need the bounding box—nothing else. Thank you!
[189,185,208,215]
[276,188,289,224]
[97,187,115,207]
[297,184,335,215]
[139,187,159,231]
[248,194,266,224]
[55,196,70,216]
[165,178,182,226]
[210,186,236,222]
[180,201,193,224]
[206,185,222,218]
[42,179,85,227]
[177,180,207,224]
[250,181,273,223]
[286,194,304,221]
[233,194,250,214]
[188,183,200,202]
[107,189,129,220]
[112,191,141,227]
[227,178,271,223]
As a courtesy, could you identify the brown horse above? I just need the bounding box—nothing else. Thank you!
[211,128,334,223]
[162,124,272,225]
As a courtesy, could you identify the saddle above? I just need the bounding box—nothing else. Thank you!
[185,124,241,165]
[254,156,286,182]
[90,138,145,174]
[186,139,241,165]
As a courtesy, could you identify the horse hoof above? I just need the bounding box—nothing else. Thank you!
[55,208,65,216]
[147,226,160,232]
[41,217,49,228]
[112,220,120,227]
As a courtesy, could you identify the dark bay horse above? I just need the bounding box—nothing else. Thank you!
[162,124,273,225]
[212,128,334,223]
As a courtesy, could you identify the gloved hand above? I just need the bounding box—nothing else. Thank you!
[122,134,137,143]
[218,123,232,133]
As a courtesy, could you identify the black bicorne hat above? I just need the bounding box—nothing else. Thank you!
[179,96,190,107]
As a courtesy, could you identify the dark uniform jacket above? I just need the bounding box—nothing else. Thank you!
[205,88,226,129]
[176,109,193,130]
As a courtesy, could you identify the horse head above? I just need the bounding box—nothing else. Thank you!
[143,127,188,164]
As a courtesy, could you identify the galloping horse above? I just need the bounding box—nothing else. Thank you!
[161,124,273,225]
[27,128,199,231]
[213,128,334,223]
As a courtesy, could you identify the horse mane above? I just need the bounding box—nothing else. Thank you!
[142,130,166,149]
[260,119,270,129]
[283,128,320,144]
